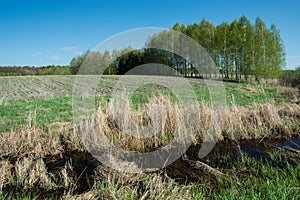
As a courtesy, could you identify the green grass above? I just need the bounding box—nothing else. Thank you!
[186,153,299,199]
[209,156,300,199]
[0,97,73,132]
[224,82,290,106]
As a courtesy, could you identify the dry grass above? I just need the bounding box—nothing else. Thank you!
[0,122,83,158]
[78,95,300,152]
[0,160,13,191]
[0,95,300,198]
[90,167,193,200]
[61,169,194,200]
[0,123,87,197]
[0,95,299,157]
[0,96,292,158]
[229,101,300,139]
[15,157,56,190]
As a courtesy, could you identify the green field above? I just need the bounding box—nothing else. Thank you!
[0,75,294,132]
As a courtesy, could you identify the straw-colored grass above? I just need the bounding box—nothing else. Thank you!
[78,95,300,152]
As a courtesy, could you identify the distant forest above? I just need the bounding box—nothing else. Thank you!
[0,65,71,76]
[0,16,296,84]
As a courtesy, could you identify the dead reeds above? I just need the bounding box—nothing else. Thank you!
[78,95,300,152]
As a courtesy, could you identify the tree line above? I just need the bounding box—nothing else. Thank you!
[0,65,72,76]
[70,16,285,81]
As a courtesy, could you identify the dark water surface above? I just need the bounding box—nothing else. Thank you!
[186,137,300,168]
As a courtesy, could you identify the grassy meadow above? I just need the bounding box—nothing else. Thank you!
[0,75,299,199]
[0,75,296,132]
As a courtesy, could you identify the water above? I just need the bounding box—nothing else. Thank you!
[191,137,300,168]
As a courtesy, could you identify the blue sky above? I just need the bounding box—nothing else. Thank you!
[0,0,299,69]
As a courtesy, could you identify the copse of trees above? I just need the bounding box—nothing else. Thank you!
[172,16,285,81]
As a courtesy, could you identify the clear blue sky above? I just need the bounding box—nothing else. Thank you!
[0,0,299,69]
